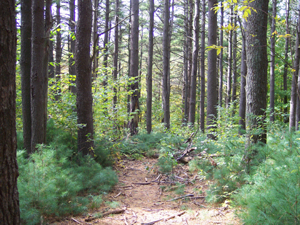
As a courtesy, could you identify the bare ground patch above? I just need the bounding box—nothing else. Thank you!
[51,158,241,225]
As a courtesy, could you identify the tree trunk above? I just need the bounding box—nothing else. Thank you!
[42,0,52,143]
[92,0,99,78]
[76,0,94,155]
[270,0,277,122]
[218,2,223,107]
[283,0,290,123]
[232,14,237,113]
[103,0,110,88]
[226,5,233,108]
[162,0,171,129]
[55,0,61,100]
[146,0,154,134]
[188,0,200,126]
[289,1,300,131]
[238,19,247,134]
[113,0,119,111]
[200,0,206,132]
[128,0,139,135]
[21,0,32,153]
[31,0,46,151]
[183,0,189,125]
[206,0,218,138]
[0,1,20,223]
[69,0,76,94]
[246,0,269,144]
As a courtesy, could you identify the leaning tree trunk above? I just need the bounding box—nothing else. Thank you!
[206,0,218,138]
[246,0,269,144]
[21,0,32,153]
[76,0,94,155]
[270,0,277,122]
[146,0,154,134]
[188,0,200,126]
[128,0,139,135]
[31,0,46,151]
[0,0,20,223]
[162,0,171,129]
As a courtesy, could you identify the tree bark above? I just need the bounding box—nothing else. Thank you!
[55,0,62,100]
[206,0,218,138]
[0,0,20,223]
[183,0,189,125]
[232,13,237,113]
[128,0,139,135]
[226,5,233,108]
[103,0,110,88]
[200,0,206,132]
[147,0,154,134]
[21,0,32,153]
[283,0,290,123]
[246,0,269,144]
[238,19,247,134]
[92,0,99,78]
[270,0,277,122]
[162,0,171,129]
[218,1,223,107]
[188,0,200,126]
[113,0,119,111]
[289,1,300,131]
[76,0,94,155]
[31,0,46,151]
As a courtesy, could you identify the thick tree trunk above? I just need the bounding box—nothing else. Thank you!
[21,0,32,153]
[270,0,277,122]
[69,0,76,94]
[289,1,300,131]
[200,0,206,132]
[162,0,171,129]
[146,0,154,134]
[31,0,46,151]
[55,0,62,99]
[129,0,139,135]
[76,0,94,155]
[283,0,290,123]
[206,0,218,138]
[246,0,269,144]
[0,0,20,223]
[218,2,223,107]
[188,0,200,125]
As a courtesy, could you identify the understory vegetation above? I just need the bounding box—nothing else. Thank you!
[16,97,300,224]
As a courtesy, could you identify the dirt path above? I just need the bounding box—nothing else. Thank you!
[52,158,241,225]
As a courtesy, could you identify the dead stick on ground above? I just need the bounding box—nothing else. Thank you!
[167,194,194,201]
[141,211,186,225]
[71,218,82,224]
[85,208,126,222]
[132,182,152,185]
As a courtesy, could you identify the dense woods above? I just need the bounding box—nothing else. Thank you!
[2,0,300,224]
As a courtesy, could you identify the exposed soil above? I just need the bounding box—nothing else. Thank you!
[52,158,241,225]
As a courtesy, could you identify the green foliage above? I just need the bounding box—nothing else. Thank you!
[18,144,117,224]
[235,128,300,224]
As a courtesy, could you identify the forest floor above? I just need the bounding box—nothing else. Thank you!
[52,158,241,225]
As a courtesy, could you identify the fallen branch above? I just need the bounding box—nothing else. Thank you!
[167,194,194,201]
[132,182,152,185]
[141,211,186,225]
[176,147,197,162]
[85,208,126,222]
[71,218,82,224]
